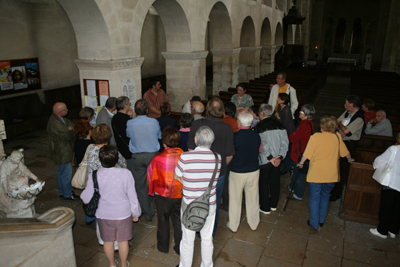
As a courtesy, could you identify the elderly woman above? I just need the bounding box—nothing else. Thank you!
[147,127,184,254]
[361,99,376,125]
[249,104,260,128]
[227,111,261,232]
[222,102,238,132]
[87,124,127,248]
[74,119,94,166]
[369,133,400,239]
[230,83,254,112]
[298,116,353,230]
[288,105,315,200]
[81,145,140,267]
[178,113,194,152]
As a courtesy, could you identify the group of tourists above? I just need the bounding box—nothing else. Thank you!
[45,74,399,267]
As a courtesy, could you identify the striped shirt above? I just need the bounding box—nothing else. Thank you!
[175,147,221,205]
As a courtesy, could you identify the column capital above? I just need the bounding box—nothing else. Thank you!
[262,45,277,49]
[75,58,144,71]
[162,51,208,60]
[211,48,241,55]
[240,46,263,52]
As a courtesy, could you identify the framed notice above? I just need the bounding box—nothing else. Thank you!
[83,79,110,106]
[0,58,41,96]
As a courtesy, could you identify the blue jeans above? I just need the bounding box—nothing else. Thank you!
[57,163,72,198]
[307,182,335,230]
[212,174,225,237]
[289,161,304,198]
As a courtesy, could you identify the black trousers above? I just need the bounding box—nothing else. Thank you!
[332,140,358,197]
[154,195,182,254]
[222,165,231,210]
[377,188,400,235]
[259,163,280,212]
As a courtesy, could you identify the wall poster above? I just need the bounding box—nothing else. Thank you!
[0,58,41,95]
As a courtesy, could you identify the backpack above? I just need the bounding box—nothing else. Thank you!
[181,152,219,231]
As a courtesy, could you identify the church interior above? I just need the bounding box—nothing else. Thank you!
[0,0,400,266]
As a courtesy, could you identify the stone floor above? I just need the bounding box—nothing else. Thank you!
[3,128,400,267]
[2,75,400,266]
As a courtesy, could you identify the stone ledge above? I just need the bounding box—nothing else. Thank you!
[75,58,144,70]
[162,51,209,60]
[211,48,241,55]
[240,46,263,52]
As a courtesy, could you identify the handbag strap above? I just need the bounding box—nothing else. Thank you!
[207,152,219,188]
[112,121,130,148]
[93,170,99,192]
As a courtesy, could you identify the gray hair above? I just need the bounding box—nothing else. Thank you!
[193,101,204,113]
[259,104,273,117]
[195,126,215,149]
[116,96,130,111]
[105,97,117,109]
[301,104,315,120]
[237,111,253,127]
[377,110,386,117]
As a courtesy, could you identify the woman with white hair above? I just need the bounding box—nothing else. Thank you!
[227,111,261,232]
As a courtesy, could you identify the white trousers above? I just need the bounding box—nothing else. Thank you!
[179,204,216,267]
[228,170,260,231]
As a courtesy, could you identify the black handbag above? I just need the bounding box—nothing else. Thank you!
[83,170,100,217]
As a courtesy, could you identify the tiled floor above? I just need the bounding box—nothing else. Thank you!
[3,129,400,267]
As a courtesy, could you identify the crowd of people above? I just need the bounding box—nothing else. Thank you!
[45,75,398,267]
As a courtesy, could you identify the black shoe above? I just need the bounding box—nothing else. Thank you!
[86,221,95,225]
[280,170,288,175]
[319,223,324,227]
[59,195,63,198]
[329,195,340,202]
[64,194,79,200]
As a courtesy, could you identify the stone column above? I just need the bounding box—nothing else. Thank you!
[210,48,241,95]
[161,51,208,112]
[75,58,144,106]
[260,45,276,76]
[239,47,262,82]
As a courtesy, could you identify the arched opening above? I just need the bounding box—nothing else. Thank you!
[261,18,272,46]
[239,16,256,82]
[275,23,283,46]
[334,18,346,53]
[287,25,294,44]
[208,1,233,94]
[350,18,362,54]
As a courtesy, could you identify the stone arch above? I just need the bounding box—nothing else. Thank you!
[334,18,346,53]
[152,0,191,52]
[350,18,362,54]
[275,23,283,46]
[240,16,256,47]
[209,1,233,49]
[295,25,301,44]
[261,17,272,46]
[287,25,294,44]
[57,0,112,60]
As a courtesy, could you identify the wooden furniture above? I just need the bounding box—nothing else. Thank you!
[340,163,380,225]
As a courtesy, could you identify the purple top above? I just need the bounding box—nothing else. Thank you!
[81,168,141,220]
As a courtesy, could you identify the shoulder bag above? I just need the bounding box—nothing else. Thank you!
[83,170,100,217]
[373,146,399,186]
[181,152,218,231]
[71,144,94,189]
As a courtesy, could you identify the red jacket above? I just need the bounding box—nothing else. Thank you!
[289,119,314,162]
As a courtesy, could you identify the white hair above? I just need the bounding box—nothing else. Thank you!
[195,126,214,149]
[237,111,253,127]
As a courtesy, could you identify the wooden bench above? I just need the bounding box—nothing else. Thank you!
[340,162,380,225]
[0,93,48,138]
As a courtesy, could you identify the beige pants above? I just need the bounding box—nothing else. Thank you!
[228,170,260,232]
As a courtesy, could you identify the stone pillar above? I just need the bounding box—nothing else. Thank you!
[75,58,144,106]
[239,47,262,82]
[210,48,241,95]
[162,51,208,112]
[260,46,276,76]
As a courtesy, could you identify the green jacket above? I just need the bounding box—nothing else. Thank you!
[47,113,75,165]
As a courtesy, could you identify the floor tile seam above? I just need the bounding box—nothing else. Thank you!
[130,249,179,265]
[305,245,343,258]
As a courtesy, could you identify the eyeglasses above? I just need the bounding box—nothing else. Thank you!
[300,111,305,115]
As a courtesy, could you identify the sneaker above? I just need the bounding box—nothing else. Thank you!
[292,194,303,201]
[388,232,396,238]
[287,185,293,192]
[369,228,387,239]
[259,208,271,214]
[270,207,277,211]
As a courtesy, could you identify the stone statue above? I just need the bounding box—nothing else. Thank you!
[0,149,45,218]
